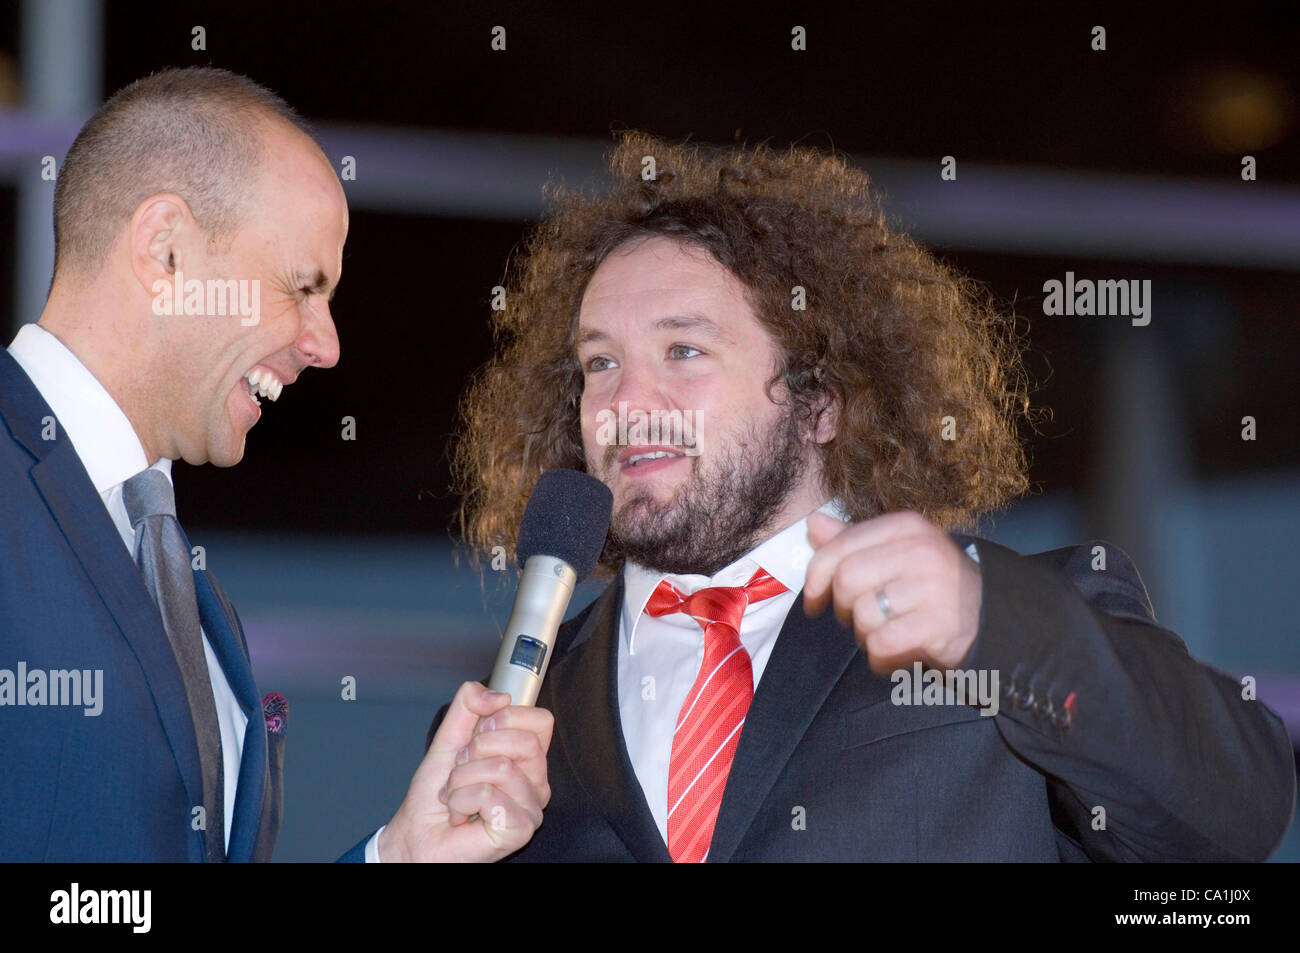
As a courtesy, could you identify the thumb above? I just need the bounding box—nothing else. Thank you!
[807,510,849,549]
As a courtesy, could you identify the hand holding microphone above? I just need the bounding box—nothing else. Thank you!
[379,470,611,861]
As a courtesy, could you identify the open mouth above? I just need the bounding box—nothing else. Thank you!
[625,450,685,466]
[242,368,284,407]
[617,448,690,474]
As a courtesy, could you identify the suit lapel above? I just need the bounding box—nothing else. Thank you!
[706,594,864,863]
[16,409,207,833]
[193,569,269,862]
[549,575,672,862]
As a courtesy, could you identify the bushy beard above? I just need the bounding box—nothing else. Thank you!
[599,406,809,576]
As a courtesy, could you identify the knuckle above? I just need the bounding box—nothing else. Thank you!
[904,536,935,567]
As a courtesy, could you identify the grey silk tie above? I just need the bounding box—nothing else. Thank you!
[123,467,226,862]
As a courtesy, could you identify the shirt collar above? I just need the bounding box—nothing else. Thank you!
[7,322,168,493]
[621,497,849,652]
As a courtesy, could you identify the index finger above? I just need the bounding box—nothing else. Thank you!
[477,705,555,754]
[433,682,512,758]
[803,511,930,612]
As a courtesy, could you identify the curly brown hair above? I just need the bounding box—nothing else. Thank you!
[453,131,1033,575]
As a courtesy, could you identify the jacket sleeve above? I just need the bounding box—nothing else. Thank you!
[336,833,375,863]
[961,537,1296,861]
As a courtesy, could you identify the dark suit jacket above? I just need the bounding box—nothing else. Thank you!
[0,348,283,862]
[433,530,1296,861]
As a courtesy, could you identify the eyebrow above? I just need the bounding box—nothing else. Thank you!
[576,313,729,348]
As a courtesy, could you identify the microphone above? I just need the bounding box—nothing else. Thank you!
[486,469,613,706]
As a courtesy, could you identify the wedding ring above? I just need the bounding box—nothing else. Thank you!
[876,588,892,621]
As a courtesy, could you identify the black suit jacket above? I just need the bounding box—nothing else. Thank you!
[433,533,1296,861]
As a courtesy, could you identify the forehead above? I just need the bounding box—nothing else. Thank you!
[252,124,348,246]
[579,236,752,326]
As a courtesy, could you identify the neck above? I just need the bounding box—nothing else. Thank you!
[763,478,836,540]
[38,279,162,465]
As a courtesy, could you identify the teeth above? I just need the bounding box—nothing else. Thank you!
[628,451,683,465]
[243,369,284,403]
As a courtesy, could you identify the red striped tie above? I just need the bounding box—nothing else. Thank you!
[644,567,789,863]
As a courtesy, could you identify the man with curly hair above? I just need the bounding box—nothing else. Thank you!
[449,132,1295,861]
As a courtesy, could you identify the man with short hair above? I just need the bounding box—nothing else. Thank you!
[449,132,1296,861]
[0,67,550,862]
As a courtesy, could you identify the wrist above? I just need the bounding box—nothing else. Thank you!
[378,819,409,863]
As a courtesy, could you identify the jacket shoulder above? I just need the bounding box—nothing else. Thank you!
[1021,538,1157,624]
[956,531,1157,625]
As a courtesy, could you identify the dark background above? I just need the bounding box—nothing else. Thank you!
[3,2,1297,534]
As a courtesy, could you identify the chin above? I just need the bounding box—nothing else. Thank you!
[216,441,248,467]
[205,432,248,468]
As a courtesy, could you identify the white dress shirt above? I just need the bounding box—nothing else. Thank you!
[8,322,246,852]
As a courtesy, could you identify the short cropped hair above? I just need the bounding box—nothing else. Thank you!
[52,66,313,275]
[454,131,1036,573]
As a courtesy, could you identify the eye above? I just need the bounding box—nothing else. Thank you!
[668,344,701,359]
[585,355,614,373]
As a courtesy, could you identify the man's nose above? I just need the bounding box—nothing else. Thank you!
[608,358,666,414]
[297,300,340,369]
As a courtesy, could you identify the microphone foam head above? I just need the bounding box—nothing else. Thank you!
[516,469,614,581]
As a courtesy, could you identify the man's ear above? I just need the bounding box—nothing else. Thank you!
[129,193,192,296]
[808,361,839,445]
[811,391,839,444]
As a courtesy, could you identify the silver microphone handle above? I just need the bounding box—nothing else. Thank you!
[486,555,577,706]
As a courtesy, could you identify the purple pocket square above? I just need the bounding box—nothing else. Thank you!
[263,692,289,737]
